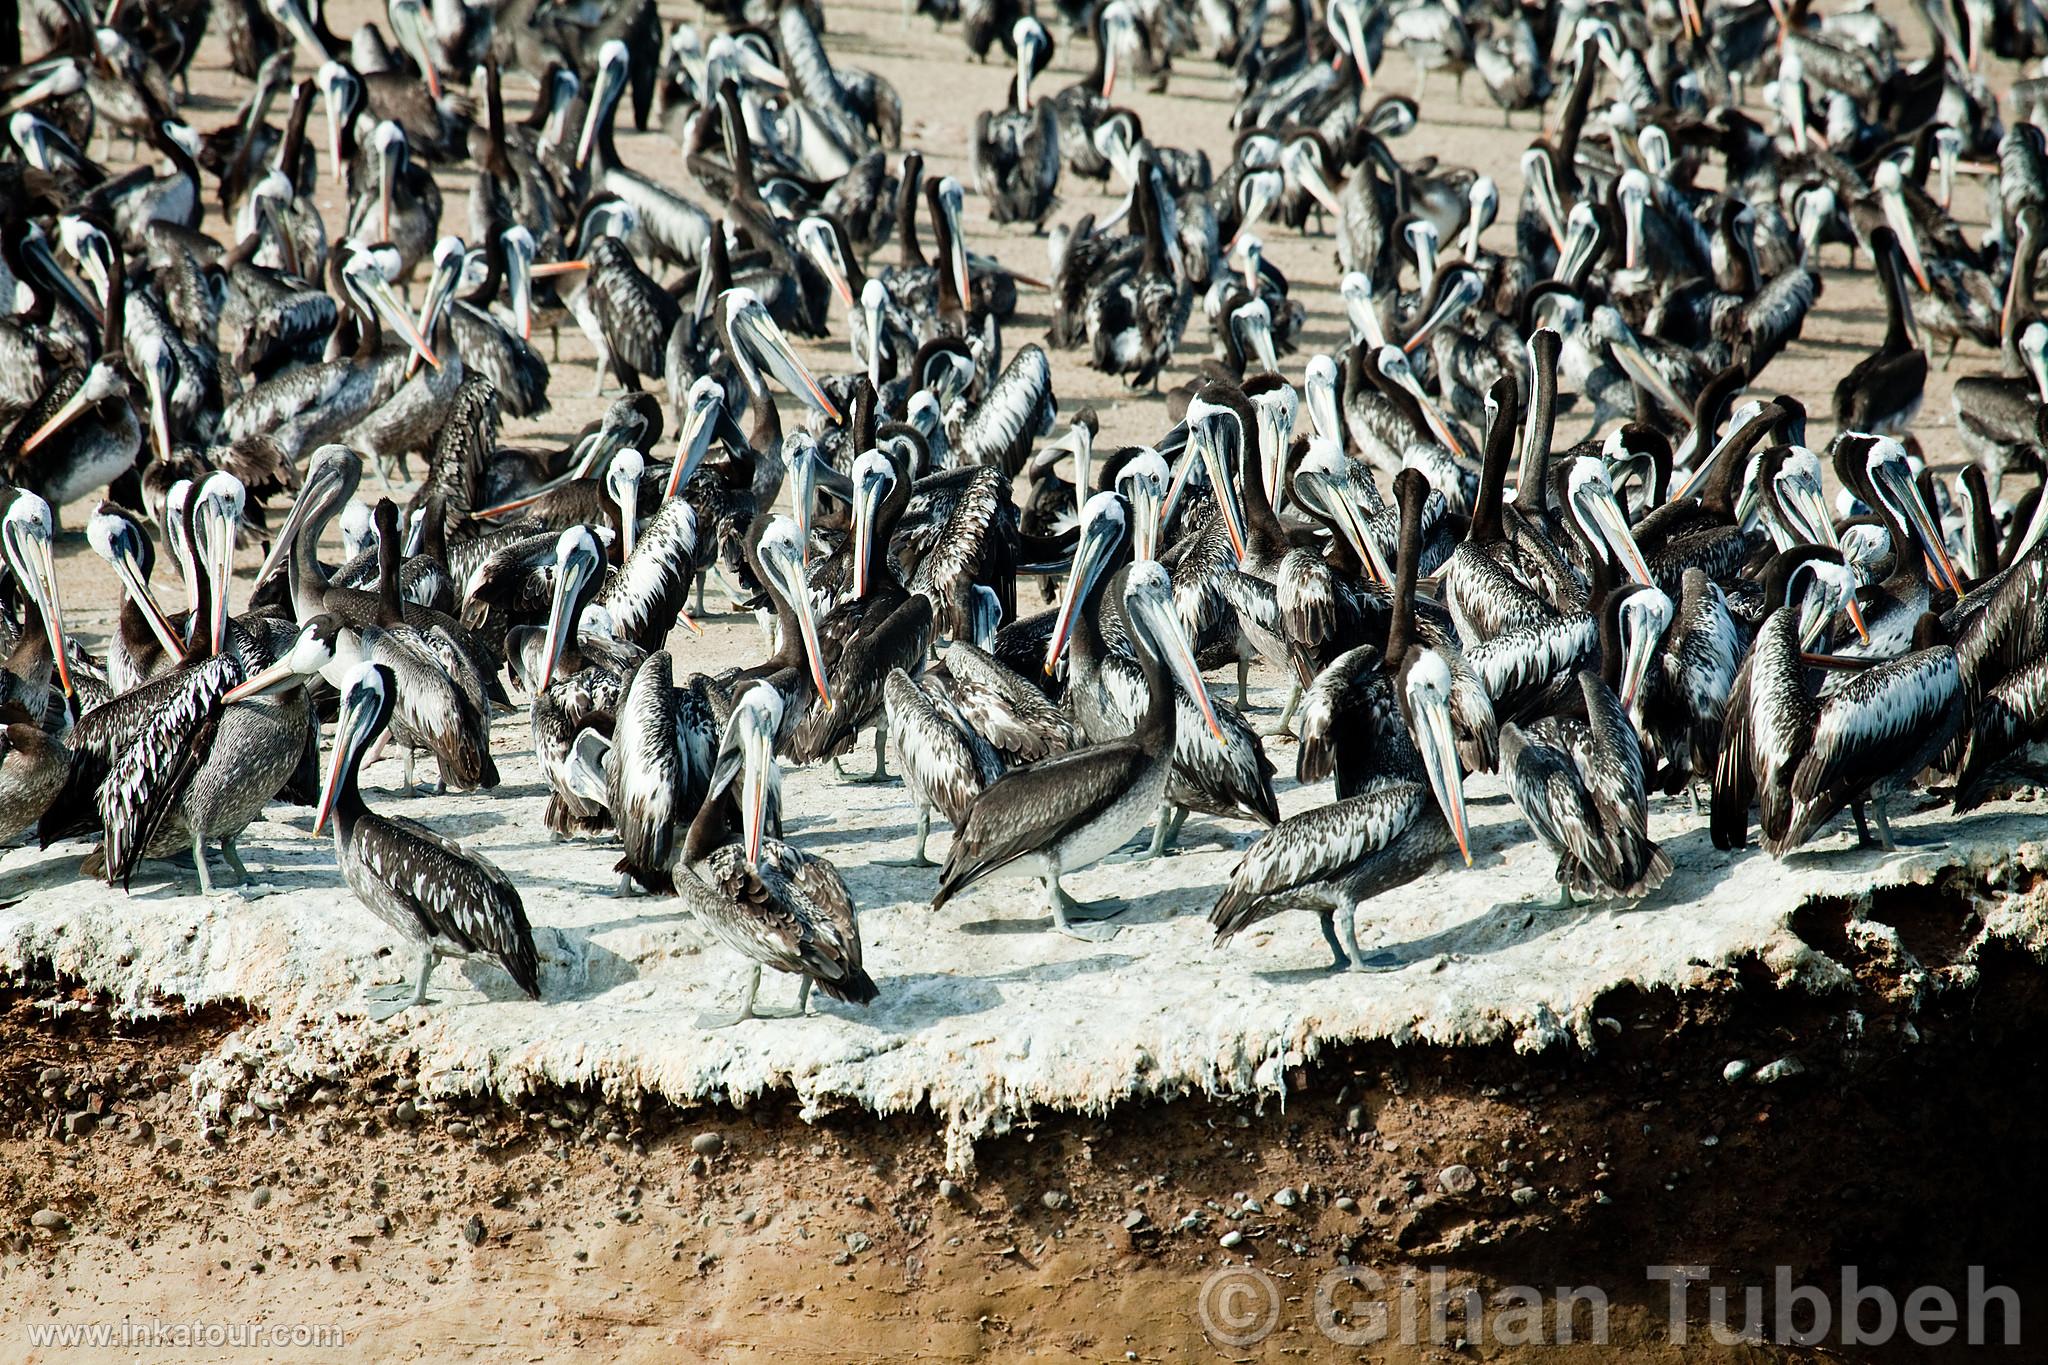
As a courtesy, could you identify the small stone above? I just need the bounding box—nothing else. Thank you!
[1373,1196,1394,1214]
[463,1215,485,1247]
[1511,1186,1539,1208]
[63,1112,96,1139]
[1123,1209,1149,1230]
[1240,1199,1263,1214]
[1218,1230,1244,1249]
[249,1187,272,1211]
[846,1232,871,1254]
[936,1179,961,1202]
[30,1209,67,1232]
[1438,1164,1478,1196]
[392,1101,419,1126]
[127,1120,154,1147]
[374,1214,392,1234]
[829,1251,851,1266]
[686,1155,707,1177]
[1334,1196,1359,1214]
[38,1067,66,1087]
[1040,1190,1069,1211]
[1272,1187,1299,1208]
[690,1132,724,1156]
[1722,1060,1752,1084]
[1753,1056,1805,1084]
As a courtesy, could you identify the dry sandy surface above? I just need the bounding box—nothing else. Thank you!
[4,0,2047,1358]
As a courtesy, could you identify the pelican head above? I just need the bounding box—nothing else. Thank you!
[753,516,831,709]
[1401,648,1471,866]
[1,492,72,696]
[88,502,184,668]
[315,660,397,834]
[1045,491,1129,675]
[538,526,605,692]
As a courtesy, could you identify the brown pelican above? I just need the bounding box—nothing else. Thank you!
[54,475,311,893]
[680,683,875,1024]
[0,493,73,843]
[1499,668,1671,904]
[970,18,1060,228]
[934,559,1225,940]
[315,661,539,1017]
[1209,642,1473,972]
[86,502,186,695]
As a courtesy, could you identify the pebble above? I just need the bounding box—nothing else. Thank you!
[1722,1060,1752,1084]
[1272,1188,1299,1208]
[249,1187,272,1211]
[1753,1056,1805,1084]
[464,1215,485,1247]
[64,1112,96,1139]
[936,1179,961,1202]
[37,1067,65,1088]
[1041,1190,1069,1211]
[690,1132,725,1156]
[1438,1165,1478,1196]
[830,1251,851,1267]
[1511,1186,1539,1208]
[686,1156,707,1177]
[1123,1209,1149,1230]
[846,1232,871,1254]
[391,1101,419,1126]
[1333,1196,1359,1214]
[30,1209,67,1232]
[1218,1230,1244,1249]
[128,1120,154,1147]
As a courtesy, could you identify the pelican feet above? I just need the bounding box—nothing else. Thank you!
[1046,877,1122,942]
[363,949,439,1020]
[878,812,940,867]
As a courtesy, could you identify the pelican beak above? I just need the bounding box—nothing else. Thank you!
[739,711,774,869]
[1605,329,1691,424]
[1582,476,1656,586]
[1044,497,1124,675]
[1843,590,1871,646]
[142,353,174,466]
[862,286,885,392]
[762,530,830,707]
[1130,568,1225,741]
[360,266,439,369]
[1617,604,1659,715]
[1340,0,1374,89]
[576,59,615,169]
[1872,448,1965,597]
[224,652,302,702]
[850,462,890,599]
[320,78,344,184]
[1403,274,1476,355]
[940,186,971,324]
[201,504,239,657]
[1880,186,1934,292]
[314,682,376,835]
[1620,185,1645,269]
[1776,464,1840,549]
[1522,149,1567,253]
[1297,154,1344,222]
[110,539,186,665]
[506,240,534,341]
[733,295,841,421]
[7,513,72,697]
[273,0,328,66]
[1385,351,1469,461]
[667,391,720,501]
[1194,415,1249,562]
[377,148,395,244]
[1410,659,1472,867]
[529,259,589,278]
[785,447,818,555]
[1235,302,1279,375]
[1306,466,1391,586]
[537,538,594,692]
[21,379,96,455]
[1228,175,1277,255]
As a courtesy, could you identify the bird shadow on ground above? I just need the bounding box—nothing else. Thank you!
[859,951,1134,1032]
[535,924,645,1000]
[0,849,92,908]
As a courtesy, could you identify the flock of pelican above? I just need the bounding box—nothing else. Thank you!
[4,0,2048,1022]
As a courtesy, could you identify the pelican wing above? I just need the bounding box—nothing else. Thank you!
[933,739,1147,908]
[1210,783,1431,939]
[600,499,700,649]
[940,642,1075,762]
[99,656,240,887]
[358,810,540,998]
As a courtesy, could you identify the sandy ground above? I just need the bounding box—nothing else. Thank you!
[4,0,2046,1357]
